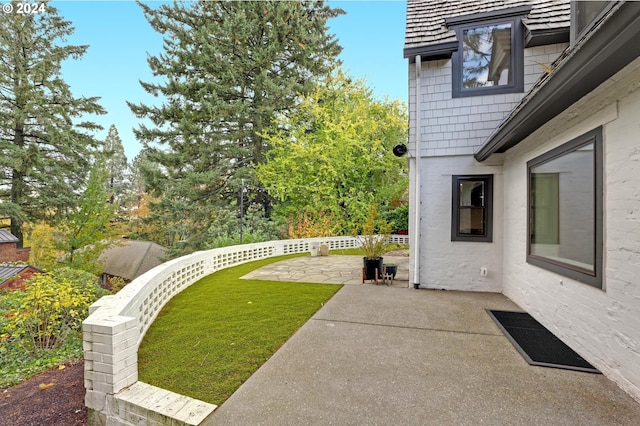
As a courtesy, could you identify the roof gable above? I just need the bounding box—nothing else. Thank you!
[0,265,28,282]
[0,264,42,286]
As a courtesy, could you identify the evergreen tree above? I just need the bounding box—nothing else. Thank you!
[103,124,128,205]
[124,152,168,245]
[129,0,343,255]
[0,2,105,246]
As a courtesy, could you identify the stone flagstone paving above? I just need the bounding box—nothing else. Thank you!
[241,255,409,287]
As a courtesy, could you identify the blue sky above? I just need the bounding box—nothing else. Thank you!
[52,1,408,160]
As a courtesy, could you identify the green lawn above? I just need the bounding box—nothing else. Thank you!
[137,254,342,405]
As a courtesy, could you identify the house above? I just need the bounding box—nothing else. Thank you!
[405,0,640,401]
[98,240,167,286]
[0,265,43,291]
[0,229,30,263]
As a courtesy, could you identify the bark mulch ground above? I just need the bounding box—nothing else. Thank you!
[0,361,86,426]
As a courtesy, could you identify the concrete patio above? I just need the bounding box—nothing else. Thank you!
[201,254,640,425]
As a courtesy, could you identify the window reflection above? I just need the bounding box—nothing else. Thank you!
[575,1,608,38]
[529,143,595,272]
[462,23,512,88]
[455,178,489,237]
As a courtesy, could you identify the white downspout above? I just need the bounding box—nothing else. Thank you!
[412,55,422,288]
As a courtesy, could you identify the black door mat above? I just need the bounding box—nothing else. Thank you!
[487,310,600,373]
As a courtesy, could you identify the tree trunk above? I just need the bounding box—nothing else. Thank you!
[11,123,25,247]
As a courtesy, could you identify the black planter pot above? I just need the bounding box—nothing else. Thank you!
[363,257,384,280]
[385,264,398,279]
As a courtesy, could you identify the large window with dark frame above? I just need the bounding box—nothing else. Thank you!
[448,11,526,98]
[527,127,603,288]
[451,175,493,242]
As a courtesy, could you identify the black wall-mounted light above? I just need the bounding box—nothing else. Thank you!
[393,143,408,157]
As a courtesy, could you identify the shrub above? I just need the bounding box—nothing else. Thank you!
[2,268,106,354]
[382,203,409,233]
[108,276,128,294]
[206,203,284,248]
[287,209,341,238]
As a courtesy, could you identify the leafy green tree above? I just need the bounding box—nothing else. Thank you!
[61,160,116,275]
[287,209,341,239]
[129,0,343,255]
[0,2,105,246]
[26,221,65,271]
[256,70,408,234]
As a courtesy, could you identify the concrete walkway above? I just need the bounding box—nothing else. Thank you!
[202,255,640,425]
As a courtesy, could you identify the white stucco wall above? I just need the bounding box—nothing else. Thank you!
[418,155,504,291]
[407,44,566,291]
[500,59,640,401]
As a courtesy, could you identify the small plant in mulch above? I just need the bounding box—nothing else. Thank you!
[0,268,106,388]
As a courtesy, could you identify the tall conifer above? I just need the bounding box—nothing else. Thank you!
[130,0,343,254]
[103,125,128,204]
[0,3,105,246]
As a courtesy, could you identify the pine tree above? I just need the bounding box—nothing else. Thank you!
[103,125,128,204]
[123,152,168,245]
[0,2,105,246]
[129,0,343,255]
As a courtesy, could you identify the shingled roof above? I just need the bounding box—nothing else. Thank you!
[99,240,167,281]
[405,0,570,57]
[0,265,25,282]
[0,230,19,244]
[0,264,42,287]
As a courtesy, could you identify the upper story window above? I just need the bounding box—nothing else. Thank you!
[571,1,611,45]
[446,7,529,98]
[462,23,513,88]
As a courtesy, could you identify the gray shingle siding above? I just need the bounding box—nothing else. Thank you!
[405,0,570,53]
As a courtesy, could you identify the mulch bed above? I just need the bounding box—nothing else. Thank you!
[0,361,87,426]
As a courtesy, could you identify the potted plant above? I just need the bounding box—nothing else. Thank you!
[358,203,393,282]
[384,264,398,279]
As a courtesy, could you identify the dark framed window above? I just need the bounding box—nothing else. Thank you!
[571,1,611,45]
[452,175,493,242]
[527,127,603,288]
[448,12,526,98]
